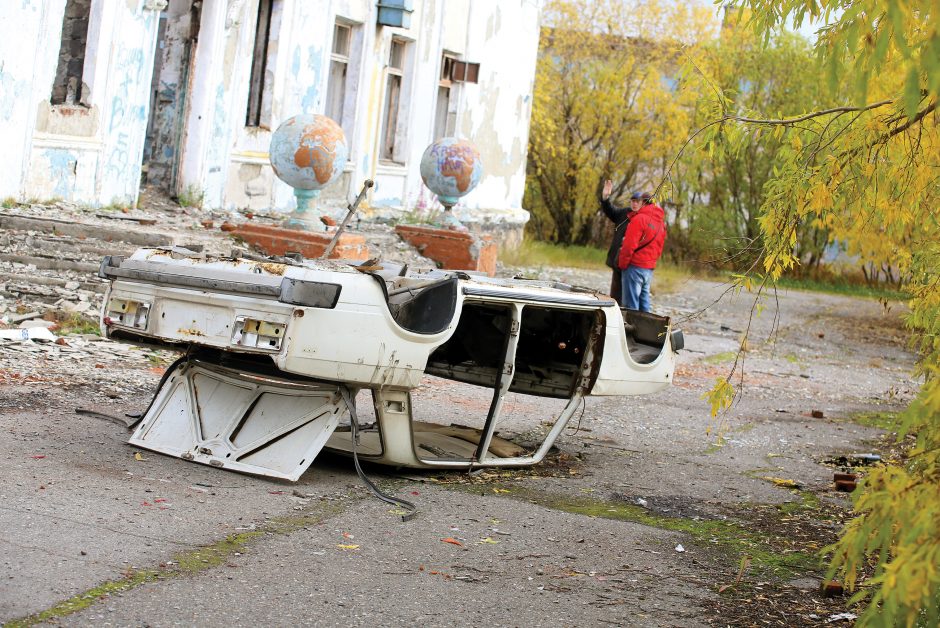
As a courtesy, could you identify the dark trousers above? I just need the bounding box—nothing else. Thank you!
[609,268,622,304]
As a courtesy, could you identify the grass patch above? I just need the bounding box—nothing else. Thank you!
[177,185,205,209]
[55,313,100,336]
[485,486,817,578]
[703,351,738,365]
[849,410,903,431]
[499,240,608,270]
[498,241,694,295]
[774,276,908,301]
[5,504,348,627]
[2,197,18,209]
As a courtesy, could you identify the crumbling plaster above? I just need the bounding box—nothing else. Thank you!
[2,0,539,243]
[1,0,161,206]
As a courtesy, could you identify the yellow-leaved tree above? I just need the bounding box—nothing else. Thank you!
[525,0,716,245]
[693,2,940,624]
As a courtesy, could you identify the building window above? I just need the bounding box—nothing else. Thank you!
[246,0,282,128]
[326,21,360,139]
[51,0,92,106]
[380,38,410,163]
[434,54,458,140]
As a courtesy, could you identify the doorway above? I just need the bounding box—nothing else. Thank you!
[142,0,201,194]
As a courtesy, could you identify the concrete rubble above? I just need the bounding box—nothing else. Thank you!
[0,195,441,393]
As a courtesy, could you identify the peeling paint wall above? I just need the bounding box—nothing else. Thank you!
[453,0,540,235]
[1,0,161,206]
[2,0,540,237]
[0,1,43,200]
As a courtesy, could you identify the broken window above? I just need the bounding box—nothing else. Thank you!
[379,38,410,163]
[325,20,361,140]
[245,0,282,128]
[433,54,458,140]
[51,0,92,106]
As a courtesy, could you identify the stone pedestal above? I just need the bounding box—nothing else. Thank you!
[220,222,369,260]
[395,224,497,277]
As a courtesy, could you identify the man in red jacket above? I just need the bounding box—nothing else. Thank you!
[617,193,666,312]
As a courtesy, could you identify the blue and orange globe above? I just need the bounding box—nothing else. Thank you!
[270,114,348,191]
[419,138,483,207]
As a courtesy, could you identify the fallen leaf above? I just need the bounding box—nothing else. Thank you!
[134,452,145,461]
[761,476,800,488]
[441,537,463,547]
[478,537,499,544]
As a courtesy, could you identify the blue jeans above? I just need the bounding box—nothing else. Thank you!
[621,266,653,312]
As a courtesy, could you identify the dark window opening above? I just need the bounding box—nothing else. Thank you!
[51,0,92,106]
[380,38,407,162]
[246,0,274,127]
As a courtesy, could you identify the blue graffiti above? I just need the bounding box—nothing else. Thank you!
[301,45,323,112]
[45,149,77,199]
[291,47,301,78]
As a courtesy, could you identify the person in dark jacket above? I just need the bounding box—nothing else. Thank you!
[600,180,640,304]
[617,194,666,312]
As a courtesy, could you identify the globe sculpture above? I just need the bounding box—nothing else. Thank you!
[270,114,348,230]
[419,138,483,230]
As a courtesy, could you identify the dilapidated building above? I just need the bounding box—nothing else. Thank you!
[0,0,540,237]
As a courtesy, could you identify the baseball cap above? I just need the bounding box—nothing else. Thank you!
[630,191,648,200]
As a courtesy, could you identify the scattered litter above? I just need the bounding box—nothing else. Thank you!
[826,613,857,623]
[675,544,685,552]
[636,497,648,507]
[0,327,56,342]
[441,537,463,547]
[134,452,145,461]
[478,537,499,544]
[824,453,881,467]
[268,490,286,495]
[811,409,825,419]
[336,544,360,550]
[30,454,46,459]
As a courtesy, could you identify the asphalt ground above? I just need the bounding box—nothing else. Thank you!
[0,273,919,627]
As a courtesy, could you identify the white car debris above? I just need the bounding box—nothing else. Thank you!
[99,245,683,483]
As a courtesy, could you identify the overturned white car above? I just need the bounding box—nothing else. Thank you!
[99,247,682,483]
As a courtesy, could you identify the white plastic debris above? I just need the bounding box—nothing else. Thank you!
[675,544,685,552]
[636,497,648,507]
[826,613,857,623]
[0,327,57,342]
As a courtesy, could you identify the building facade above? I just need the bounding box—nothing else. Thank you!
[0,0,540,238]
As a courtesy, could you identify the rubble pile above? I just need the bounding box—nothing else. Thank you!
[0,197,441,389]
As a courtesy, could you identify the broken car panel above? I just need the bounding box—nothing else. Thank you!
[99,247,682,480]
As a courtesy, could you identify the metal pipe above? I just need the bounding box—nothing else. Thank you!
[321,179,374,259]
